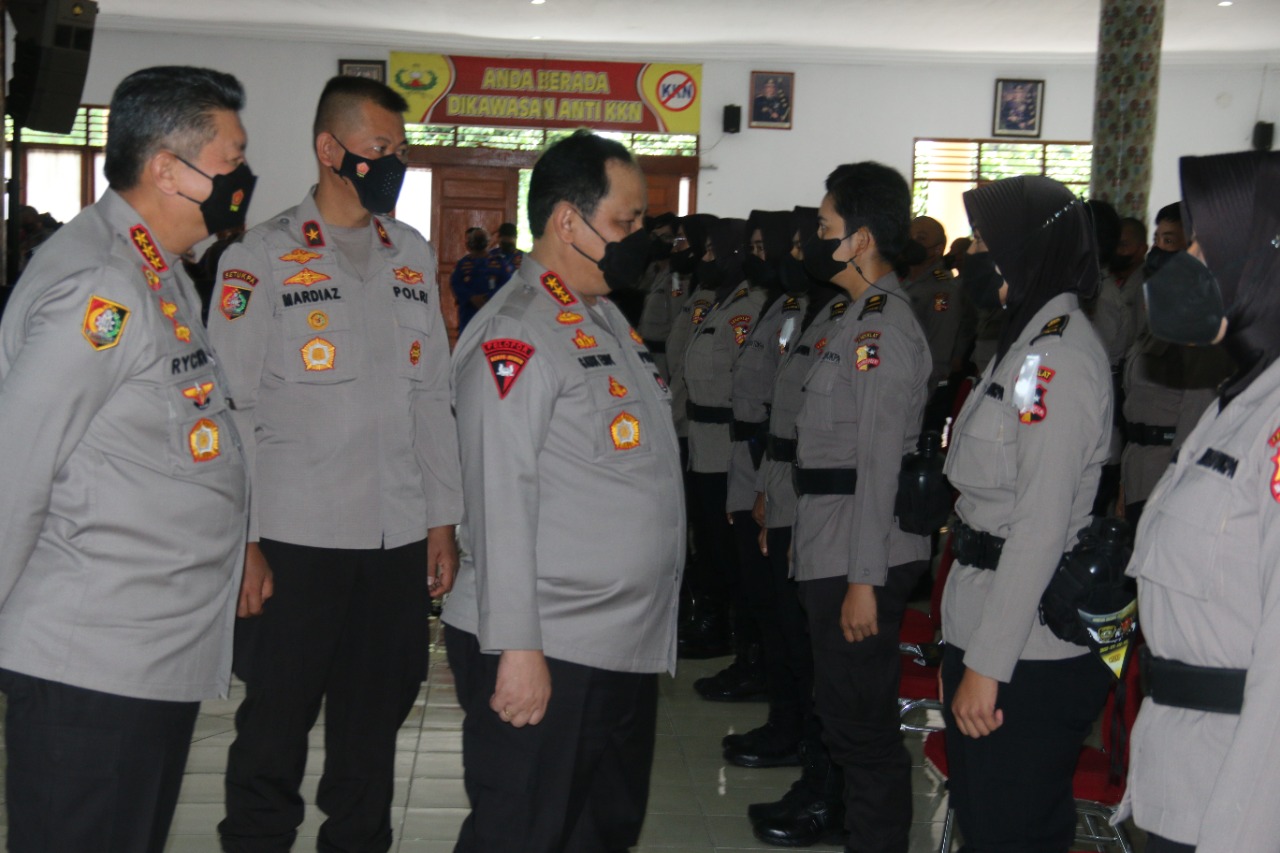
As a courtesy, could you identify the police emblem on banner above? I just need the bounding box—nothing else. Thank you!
[482,338,535,399]
[301,337,336,371]
[610,411,641,450]
[188,418,221,462]
[221,285,252,321]
[82,296,130,350]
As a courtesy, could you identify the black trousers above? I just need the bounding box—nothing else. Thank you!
[0,668,199,853]
[444,627,658,853]
[941,645,1113,853]
[754,526,813,732]
[220,538,431,853]
[732,508,772,658]
[1146,835,1195,853]
[801,562,928,853]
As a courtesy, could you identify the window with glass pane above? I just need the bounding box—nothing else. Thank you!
[396,168,433,238]
[26,149,84,224]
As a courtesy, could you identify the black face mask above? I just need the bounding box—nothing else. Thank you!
[177,158,257,235]
[801,236,848,283]
[649,237,674,261]
[669,247,697,274]
[742,254,778,289]
[778,254,810,293]
[1143,251,1226,346]
[571,211,654,291]
[900,239,929,269]
[962,252,1005,311]
[1108,253,1140,275]
[1143,246,1178,279]
[333,141,406,215]
[698,259,724,290]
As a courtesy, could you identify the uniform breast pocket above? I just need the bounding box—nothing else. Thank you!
[394,314,432,381]
[282,303,357,384]
[587,375,654,464]
[167,372,236,474]
[946,395,1015,490]
[1133,465,1239,601]
[800,357,840,430]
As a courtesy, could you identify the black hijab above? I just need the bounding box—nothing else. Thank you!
[707,216,747,298]
[1181,151,1280,403]
[963,176,1100,364]
[677,213,718,286]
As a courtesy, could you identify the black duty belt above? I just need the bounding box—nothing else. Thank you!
[1140,646,1245,715]
[731,419,766,442]
[794,467,857,496]
[951,519,1006,570]
[686,401,734,424]
[1127,422,1177,446]
[766,434,797,463]
[643,339,667,354]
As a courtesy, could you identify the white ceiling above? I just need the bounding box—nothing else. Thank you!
[95,0,1280,61]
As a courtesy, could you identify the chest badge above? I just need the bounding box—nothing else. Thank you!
[82,295,130,351]
[394,266,424,285]
[629,327,645,345]
[279,248,323,264]
[183,381,215,410]
[730,314,752,347]
[188,418,221,462]
[556,311,583,325]
[608,376,628,398]
[284,268,332,287]
[610,411,641,451]
[482,338,535,399]
[307,310,329,330]
[572,329,597,350]
[301,337,336,371]
[410,340,422,366]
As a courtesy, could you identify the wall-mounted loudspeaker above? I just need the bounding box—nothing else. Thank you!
[7,0,99,135]
[723,105,741,134]
[1253,121,1275,153]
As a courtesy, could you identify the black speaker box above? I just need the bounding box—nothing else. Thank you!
[723,105,741,134]
[1253,121,1275,153]
[7,0,98,135]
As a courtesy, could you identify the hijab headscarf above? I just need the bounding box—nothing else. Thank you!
[963,175,1100,364]
[706,216,747,298]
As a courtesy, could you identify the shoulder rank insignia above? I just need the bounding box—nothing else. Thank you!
[220,285,252,321]
[143,267,162,291]
[223,269,259,287]
[830,300,848,319]
[734,287,749,301]
[541,271,577,306]
[130,225,168,273]
[393,266,424,285]
[409,340,422,366]
[303,220,325,247]
[573,329,597,350]
[933,292,950,312]
[301,337,336,371]
[629,327,645,345]
[182,381,215,410]
[783,296,800,312]
[482,338,535,399]
[82,295,130,350]
[279,249,322,265]
[556,310,583,325]
[608,376,628,398]
[374,218,393,248]
[857,294,887,320]
[610,411,641,450]
[932,267,952,281]
[284,268,332,287]
[1031,315,1070,344]
[188,418,221,462]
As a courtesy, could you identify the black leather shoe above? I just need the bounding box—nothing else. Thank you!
[752,798,846,847]
[694,661,767,702]
[724,732,800,768]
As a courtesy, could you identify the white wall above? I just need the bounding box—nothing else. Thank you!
[80,28,1277,234]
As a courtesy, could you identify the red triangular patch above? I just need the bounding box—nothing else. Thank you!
[482,338,536,399]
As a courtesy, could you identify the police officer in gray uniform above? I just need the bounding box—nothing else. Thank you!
[0,66,254,853]
[789,163,931,853]
[664,213,718,459]
[637,212,680,377]
[443,130,684,853]
[941,176,1114,852]
[211,76,463,852]
[1120,150,1280,853]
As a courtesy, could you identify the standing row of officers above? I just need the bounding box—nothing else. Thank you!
[0,62,1278,853]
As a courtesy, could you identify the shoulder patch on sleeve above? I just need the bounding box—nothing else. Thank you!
[82,295,131,350]
[857,294,887,319]
[730,314,752,346]
[855,342,880,371]
[223,269,259,287]
[1030,314,1070,344]
[481,338,536,399]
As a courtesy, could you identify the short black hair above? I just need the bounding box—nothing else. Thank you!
[313,75,410,140]
[1155,202,1182,225]
[1119,216,1147,241]
[823,162,912,261]
[104,66,245,191]
[528,129,636,238]
[497,222,518,238]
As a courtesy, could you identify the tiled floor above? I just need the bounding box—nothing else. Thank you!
[0,618,1136,852]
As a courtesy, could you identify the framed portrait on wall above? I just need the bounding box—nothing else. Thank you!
[749,71,794,130]
[993,78,1044,138]
[338,60,387,83]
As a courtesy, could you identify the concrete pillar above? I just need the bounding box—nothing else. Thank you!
[1090,0,1164,218]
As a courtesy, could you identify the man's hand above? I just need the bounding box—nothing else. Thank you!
[951,667,1004,738]
[237,542,274,618]
[427,525,458,598]
[751,492,766,529]
[840,583,878,643]
[758,525,769,557]
[491,649,552,727]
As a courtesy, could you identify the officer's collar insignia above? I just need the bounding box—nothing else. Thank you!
[540,271,578,306]
[143,267,162,291]
[82,295,131,350]
[284,268,332,287]
[182,381,215,410]
[609,411,641,451]
[220,285,252,321]
[279,248,322,265]
[830,300,848,318]
[857,294,886,319]
[158,297,193,343]
[1031,315,1069,343]
[394,266,424,285]
[629,327,645,345]
[130,225,168,273]
[572,329,597,350]
[188,418,221,462]
[482,338,535,399]
[301,337,336,371]
[302,220,326,247]
[556,311,583,325]
[374,218,393,248]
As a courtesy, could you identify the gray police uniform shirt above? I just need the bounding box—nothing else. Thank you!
[1118,359,1280,851]
[208,190,462,548]
[684,283,768,474]
[941,293,1111,682]
[664,279,713,439]
[725,293,804,513]
[902,260,977,392]
[636,260,680,379]
[1087,269,1141,367]
[1120,328,1232,506]
[442,258,686,675]
[758,292,847,529]
[0,190,247,701]
[791,275,931,585]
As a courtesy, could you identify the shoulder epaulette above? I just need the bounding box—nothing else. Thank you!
[932,267,952,281]
[1030,314,1069,344]
[857,294,887,320]
[782,296,800,312]
[829,300,848,319]
[734,287,749,301]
